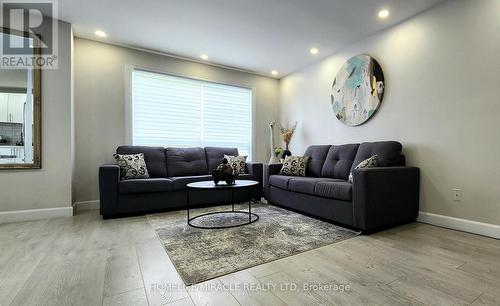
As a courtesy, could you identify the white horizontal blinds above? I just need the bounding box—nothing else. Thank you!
[132,69,252,159]
[133,70,202,147]
[202,82,252,159]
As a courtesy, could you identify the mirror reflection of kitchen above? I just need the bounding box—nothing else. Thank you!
[0,68,34,164]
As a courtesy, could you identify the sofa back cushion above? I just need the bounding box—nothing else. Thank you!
[205,147,239,171]
[351,141,403,171]
[321,144,360,180]
[398,154,406,166]
[116,146,167,178]
[304,145,331,177]
[166,147,208,176]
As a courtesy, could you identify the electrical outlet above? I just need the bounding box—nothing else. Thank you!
[453,188,462,201]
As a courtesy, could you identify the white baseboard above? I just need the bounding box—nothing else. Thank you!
[418,212,500,240]
[73,200,100,211]
[0,207,74,224]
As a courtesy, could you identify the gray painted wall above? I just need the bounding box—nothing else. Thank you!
[74,39,280,202]
[0,21,74,212]
[0,69,27,88]
[279,0,500,225]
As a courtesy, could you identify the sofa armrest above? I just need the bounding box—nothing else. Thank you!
[263,163,283,200]
[246,162,263,199]
[352,166,420,232]
[99,164,120,217]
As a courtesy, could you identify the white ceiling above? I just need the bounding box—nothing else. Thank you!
[59,0,444,78]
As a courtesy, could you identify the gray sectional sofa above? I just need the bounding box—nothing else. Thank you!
[99,146,263,218]
[264,141,420,232]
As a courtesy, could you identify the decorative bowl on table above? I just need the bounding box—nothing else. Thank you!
[211,158,237,185]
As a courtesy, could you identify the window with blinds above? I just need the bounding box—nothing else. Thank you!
[132,69,253,159]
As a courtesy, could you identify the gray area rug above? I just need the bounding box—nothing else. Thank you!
[147,202,360,285]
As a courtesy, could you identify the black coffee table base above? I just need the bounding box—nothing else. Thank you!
[186,180,260,229]
[188,210,259,229]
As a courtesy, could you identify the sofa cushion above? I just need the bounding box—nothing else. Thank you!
[119,178,173,194]
[166,147,208,177]
[269,175,292,190]
[224,155,247,174]
[113,153,150,180]
[279,156,309,176]
[348,155,379,183]
[288,177,344,195]
[205,147,239,171]
[352,141,402,171]
[304,145,331,177]
[170,175,213,190]
[314,181,353,201]
[321,144,360,180]
[116,146,167,178]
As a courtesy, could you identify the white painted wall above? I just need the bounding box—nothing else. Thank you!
[74,39,280,202]
[279,0,500,225]
[0,21,74,213]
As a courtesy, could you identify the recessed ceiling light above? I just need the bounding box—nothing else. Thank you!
[271,70,278,76]
[378,9,390,19]
[94,30,107,38]
[200,54,208,60]
[310,48,319,55]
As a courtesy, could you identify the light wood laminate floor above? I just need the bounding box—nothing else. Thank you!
[1,209,499,306]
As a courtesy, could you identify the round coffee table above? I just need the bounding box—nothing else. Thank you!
[186,179,259,229]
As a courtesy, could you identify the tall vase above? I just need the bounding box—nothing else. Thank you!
[281,143,291,159]
[269,121,280,164]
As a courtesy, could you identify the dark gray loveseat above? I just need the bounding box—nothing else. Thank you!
[99,146,263,218]
[264,141,419,232]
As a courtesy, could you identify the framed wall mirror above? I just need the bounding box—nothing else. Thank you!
[0,28,41,169]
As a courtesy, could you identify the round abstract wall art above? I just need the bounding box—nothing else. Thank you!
[331,54,384,126]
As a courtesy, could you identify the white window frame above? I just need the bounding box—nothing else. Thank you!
[125,65,255,161]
